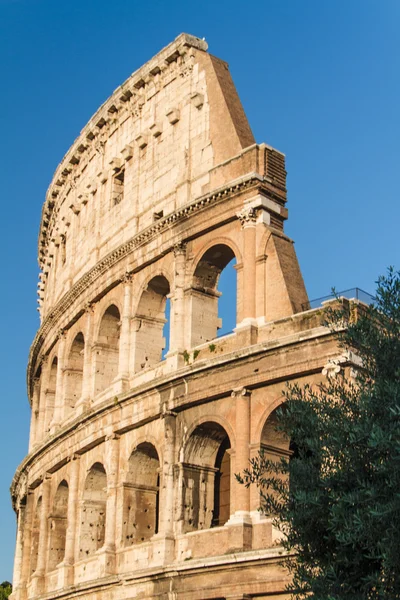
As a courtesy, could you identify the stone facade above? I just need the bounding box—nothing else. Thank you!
[11,33,355,600]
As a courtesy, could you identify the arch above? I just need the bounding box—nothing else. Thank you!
[64,332,84,415]
[94,305,120,395]
[48,480,68,570]
[189,243,238,346]
[122,443,160,546]
[181,421,231,532]
[132,275,171,371]
[259,406,292,513]
[30,496,42,575]
[79,463,107,559]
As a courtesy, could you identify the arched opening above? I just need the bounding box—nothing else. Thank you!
[30,496,42,575]
[122,443,160,546]
[260,407,291,512]
[94,305,120,395]
[79,463,107,559]
[133,276,170,370]
[181,422,231,532]
[190,244,237,346]
[44,358,58,433]
[64,333,84,416]
[48,481,68,570]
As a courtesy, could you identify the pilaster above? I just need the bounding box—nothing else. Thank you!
[76,304,94,413]
[50,331,66,431]
[117,273,133,389]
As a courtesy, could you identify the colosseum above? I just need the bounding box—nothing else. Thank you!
[10,33,357,600]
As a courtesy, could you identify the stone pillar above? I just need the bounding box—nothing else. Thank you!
[11,497,27,597]
[231,387,251,520]
[50,331,66,430]
[39,356,51,440]
[237,207,257,322]
[17,491,34,600]
[28,377,41,451]
[104,434,120,556]
[77,304,94,413]
[117,273,132,386]
[160,411,177,535]
[169,243,186,354]
[32,475,51,592]
[62,454,80,585]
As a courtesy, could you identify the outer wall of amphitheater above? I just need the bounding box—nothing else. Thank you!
[11,33,354,600]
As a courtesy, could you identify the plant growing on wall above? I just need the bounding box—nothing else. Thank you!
[238,269,400,600]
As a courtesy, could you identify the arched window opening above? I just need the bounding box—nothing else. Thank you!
[94,305,120,395]
[260,407,291,512]
[30,497,42,575]
[191,245,236,346]
[64,333,84,416]
[44,358,58,433]
[133,276,170,370]
[48,481,68,570]
[79,463,107,559]
[182,422,231,532]
[123,443,160,546]
[212,436,231,527]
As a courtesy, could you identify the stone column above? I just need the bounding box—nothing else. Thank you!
[104,434,120,556]
[237,207,257,322]
[11,498,27,597]
[32,475,51,592]
[50,331,66,430]
[160,411,177,535]
[231,387,251,519]
[28,377,41,451]
[169,243,186,354]
[62,454,80,585]
[17,491,34,600]
[117,273,132,385]
[76,304,94,413]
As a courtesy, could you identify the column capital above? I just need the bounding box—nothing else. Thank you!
[231,386,251,398]
[57,328,67,342]
[84,301,95,314]
[121,271,133,284]
[67,452,81,463]
[105,432,120,442]
[237,206,258,228]
[173,241,187,257]
[161,405,178,419]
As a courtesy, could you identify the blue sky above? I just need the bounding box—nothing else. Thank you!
[0,0,399,582]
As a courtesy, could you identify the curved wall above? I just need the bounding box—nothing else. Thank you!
[11,33,339,600]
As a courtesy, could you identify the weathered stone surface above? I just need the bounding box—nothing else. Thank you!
[11,32,348,600]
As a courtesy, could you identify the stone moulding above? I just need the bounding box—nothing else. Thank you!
[27,172,269,397]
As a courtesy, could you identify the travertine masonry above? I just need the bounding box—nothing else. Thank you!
[12,33,353,600]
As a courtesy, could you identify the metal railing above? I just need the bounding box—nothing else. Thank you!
[301,288,375,312]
